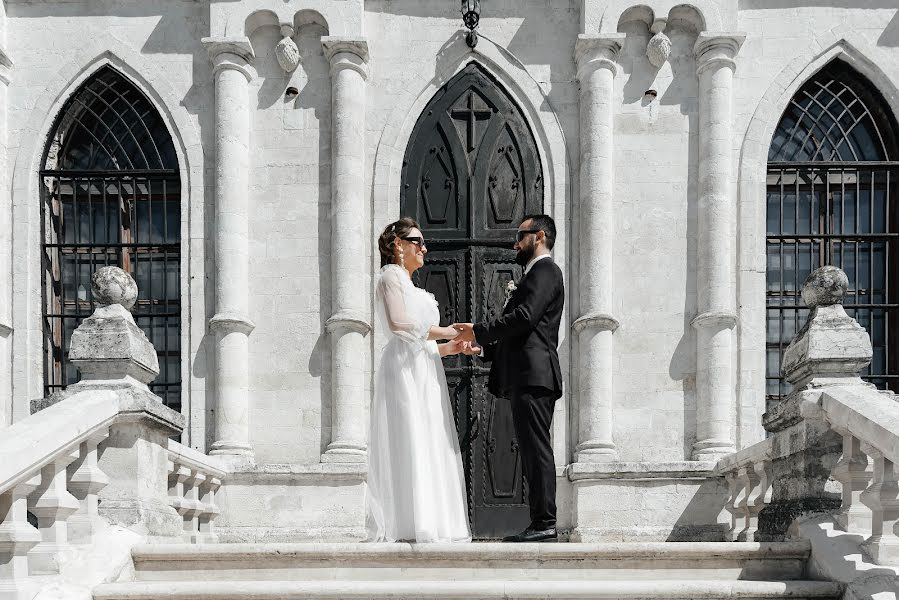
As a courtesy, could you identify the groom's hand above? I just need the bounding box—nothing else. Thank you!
[461,341,482,356]
[453,323,476,343]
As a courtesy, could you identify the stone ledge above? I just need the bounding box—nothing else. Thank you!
[93,579,844,599]
[227,463,366,483]
[130,540,813,562]
[567,461,717,482]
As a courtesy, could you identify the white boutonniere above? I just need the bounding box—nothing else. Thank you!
[503,279,518,307]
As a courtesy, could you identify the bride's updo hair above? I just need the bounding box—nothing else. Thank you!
[378,217,421,267]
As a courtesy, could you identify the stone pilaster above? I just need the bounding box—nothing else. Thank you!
[0,44,12,428]
[691,33,744,461]
[573,34,624,463]
[202,37,256,465]
[321,37,371,464]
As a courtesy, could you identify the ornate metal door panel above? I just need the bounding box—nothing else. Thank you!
[401,62,543,538]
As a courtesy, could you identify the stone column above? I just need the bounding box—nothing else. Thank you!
[691,33,744,461]
[202,37,256,464]
[572,34,624,463]
[0,45,12,428]
[321,38,371,463]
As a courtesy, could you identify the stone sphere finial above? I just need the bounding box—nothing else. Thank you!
[91,266,138,310]
[801,266,848,308]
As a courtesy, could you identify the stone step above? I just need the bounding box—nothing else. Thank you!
[129,542,813,582]
[93,579,844,599]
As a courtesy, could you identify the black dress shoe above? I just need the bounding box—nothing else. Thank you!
[502,527,557,543]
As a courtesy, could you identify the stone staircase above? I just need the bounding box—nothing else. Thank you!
[92,541,843,599]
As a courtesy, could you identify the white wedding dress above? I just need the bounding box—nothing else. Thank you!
[366,264,472,543]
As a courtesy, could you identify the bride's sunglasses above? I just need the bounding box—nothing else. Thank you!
[401,236,427,249]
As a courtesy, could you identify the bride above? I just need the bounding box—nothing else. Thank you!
[366,217,474,543]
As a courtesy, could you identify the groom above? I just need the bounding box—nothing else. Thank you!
[455,214,564,543]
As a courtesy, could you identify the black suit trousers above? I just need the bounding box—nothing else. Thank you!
[511,386,557,529]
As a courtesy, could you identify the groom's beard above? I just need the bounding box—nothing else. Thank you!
[515,245,535,267]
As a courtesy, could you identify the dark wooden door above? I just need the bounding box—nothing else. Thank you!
[401,62,544,538]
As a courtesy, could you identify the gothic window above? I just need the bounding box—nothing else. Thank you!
[40,66,182,410]
[766,60,899,404]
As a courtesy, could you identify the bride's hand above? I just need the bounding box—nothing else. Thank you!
[439,338,465,357]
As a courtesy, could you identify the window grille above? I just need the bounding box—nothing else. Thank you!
[40,66,182,410]
[766,61,899,405]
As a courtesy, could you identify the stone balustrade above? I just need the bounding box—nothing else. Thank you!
[715,438,773,542]
[716,266,899,567]
[0,267,207,599]
[167,440,225,543]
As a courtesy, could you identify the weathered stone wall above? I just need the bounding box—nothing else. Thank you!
[3,1,899,540]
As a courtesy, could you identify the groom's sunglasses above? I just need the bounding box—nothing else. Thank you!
[401,236,427,249]
[516,228,542,242]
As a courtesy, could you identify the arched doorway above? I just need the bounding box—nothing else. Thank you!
[400,62,544,538]
[766,59,899,405]
[40,65,182,410]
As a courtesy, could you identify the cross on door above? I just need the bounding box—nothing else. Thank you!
[451,91,492,153]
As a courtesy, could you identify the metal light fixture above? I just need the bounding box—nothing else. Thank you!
[461,0,481,48]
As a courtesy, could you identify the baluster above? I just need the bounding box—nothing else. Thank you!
[198,476,221,543]
[27,454,80,574]
[860,452,899,565]
[182,470,204,542]
[0,475,41,600]
[722,471,741,541]
[832,432,872,533]
[67,433,109,542]
[168,462,189,538]
[745,460,772,542]
[735,466,759,541]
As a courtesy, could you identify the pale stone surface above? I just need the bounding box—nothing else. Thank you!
[1,0,899,549]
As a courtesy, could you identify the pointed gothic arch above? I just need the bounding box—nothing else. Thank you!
[765,59,899,401]
[40,65,183,409]
[398,61,544,539]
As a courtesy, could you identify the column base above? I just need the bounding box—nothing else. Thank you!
[209,441,254,456]
[691,440,736,462]
[575,446,619,463]
[321,445,367,464]
[575,439,618,463]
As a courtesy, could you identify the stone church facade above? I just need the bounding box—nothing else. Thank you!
[1,0,898,543]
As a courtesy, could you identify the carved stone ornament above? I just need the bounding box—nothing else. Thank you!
[646,19,671,68]
[275,25,301,72]
[91,265,138,310]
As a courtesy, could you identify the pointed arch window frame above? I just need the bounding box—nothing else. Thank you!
[766,60,899,404]
[39,65,183,411]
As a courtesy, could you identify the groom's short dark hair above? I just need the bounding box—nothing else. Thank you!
[522,214,556,250]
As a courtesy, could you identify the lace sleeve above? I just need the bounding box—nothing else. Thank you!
[377,267,429,343]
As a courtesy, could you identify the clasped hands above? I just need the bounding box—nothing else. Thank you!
[441,323,481,356]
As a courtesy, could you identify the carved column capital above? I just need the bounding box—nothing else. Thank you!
[322,37,369,80]
[694,33,745,76]
[575,33,624,81]
[202,37,255,81]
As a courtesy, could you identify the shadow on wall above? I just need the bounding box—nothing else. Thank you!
[736,1,899,47]
[667,477,729,541]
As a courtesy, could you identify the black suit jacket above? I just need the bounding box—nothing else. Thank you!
[474,257,564,400]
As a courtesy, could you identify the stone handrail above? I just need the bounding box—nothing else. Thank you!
[0,267,202,599]
[716,266,899,566]
[0,391,118,497]
[167,440,226,543]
